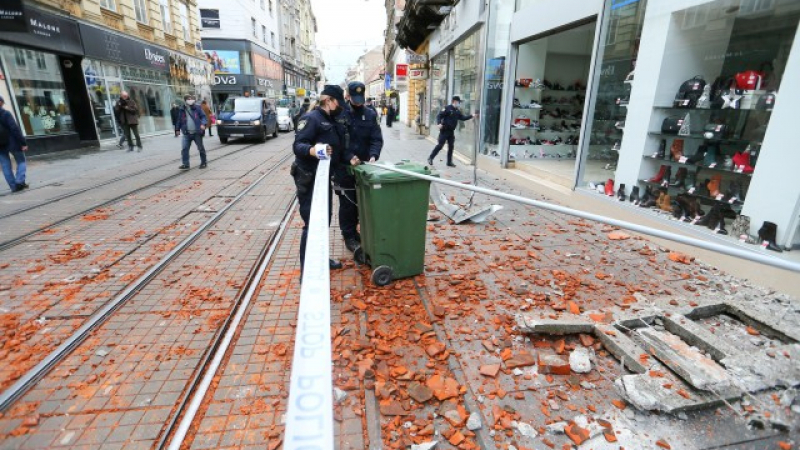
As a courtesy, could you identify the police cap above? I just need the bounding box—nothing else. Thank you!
[347,81,366,105]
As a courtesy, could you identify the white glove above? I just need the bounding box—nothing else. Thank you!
[315,143,329,160]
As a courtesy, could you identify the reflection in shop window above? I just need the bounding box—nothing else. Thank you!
[0,46,74,137]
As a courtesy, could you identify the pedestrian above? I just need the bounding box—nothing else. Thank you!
[291,85,346,272]
[0,95,29,192]
[386,103,395,127]
[335,82,383,254]
[114,91,142,152]
[201,99,215,137]
[175,94,208,170]
[170,101,180,137]
[293,98,311,130]
[427,96,475,167]
[113,105,126,149]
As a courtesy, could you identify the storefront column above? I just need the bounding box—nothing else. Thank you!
[742,24,800,248]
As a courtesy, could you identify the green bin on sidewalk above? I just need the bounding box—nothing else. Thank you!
[352,161,436,286]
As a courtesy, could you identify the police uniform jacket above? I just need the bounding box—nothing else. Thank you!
[437,104,473,133]
[293,107,344,172]
[343,104,383,163]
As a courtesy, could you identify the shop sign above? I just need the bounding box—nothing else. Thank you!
[429,0,484,56]
[257,77,275,88]
[200,9,220,28]
[396,64,408,84]
[384,73,391,90]
[405,50,427,64]
[297,88,307,97]
[287,88,297,96]
[80,23,171,72]
[0,6,82,55]
[214,74,238,85]
[0,0,27,33]
[409,69,428,80]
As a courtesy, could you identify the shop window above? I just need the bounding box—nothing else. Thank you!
[0,46,75,137]
[452,32,481,161]
[179,2,190,41]
[510,22,594,183]
[13,48,26,67]
[252,18,257,37]
[428,53,448,136]
[160,0,172,34]
[263,25,268,43]
[134,0,148,24]
[100,0,117,12]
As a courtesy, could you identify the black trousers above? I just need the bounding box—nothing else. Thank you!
[430,131,455,162]
[333,167,359,240]
[121,123,142,149]
[297,178,333,269]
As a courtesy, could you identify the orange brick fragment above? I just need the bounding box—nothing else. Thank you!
[656,439,671,449]
[676,389,691,399]
[565,422,590,445]
[568,301,580,315]
[777,442,792,450]
[611,400,626,410]
[604,431,618,443]
[746,326,760,336]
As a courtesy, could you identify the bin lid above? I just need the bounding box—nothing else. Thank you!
[353,161,436,184]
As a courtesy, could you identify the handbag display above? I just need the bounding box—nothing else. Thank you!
[678,113,691,136]
[702,123,727,142]
[731,215,752,240]
[735,70,764,90]
[674,76,706,108]
[661,116,685,135]
[709,76,735,109]
[756,91,777,111]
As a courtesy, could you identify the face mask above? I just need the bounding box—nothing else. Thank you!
[186,100,195,106]
[352,103,364,110]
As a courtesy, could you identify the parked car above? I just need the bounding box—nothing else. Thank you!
[216,97,278,143]
[276,107,294,132]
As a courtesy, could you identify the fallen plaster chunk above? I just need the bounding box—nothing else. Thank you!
[615,374,740,414]
[515,313,595,334]
[467,412,482,431]
[513,421,538,438]
[569,346,593,374]
[411,442,438,450]
[593,324,648,374]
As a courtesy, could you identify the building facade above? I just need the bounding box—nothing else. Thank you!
[278,0,320,102]
[198,0,283,107]
[0,0,212,153]
[396,0,800,260]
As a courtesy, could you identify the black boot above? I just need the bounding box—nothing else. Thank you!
[617,183,627,201]
[661,166,672,187]
[716,216,728,235]
[656,139,666,159]
[695,204,718,227]
[639,186,652,207]
[758,222,783,252]
[670,167,688,189]
[686,144,707,164]
[630,186,640,204]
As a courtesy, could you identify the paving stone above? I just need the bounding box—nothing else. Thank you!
[637,328,732,391]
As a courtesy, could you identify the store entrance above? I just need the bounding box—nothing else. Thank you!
[510,22,596,186]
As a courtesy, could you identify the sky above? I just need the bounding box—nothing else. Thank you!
[310,0,387,84]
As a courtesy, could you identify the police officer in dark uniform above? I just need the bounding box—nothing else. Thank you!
[427,96,475,167]
[291,85,347,271]
[335,82,383,253]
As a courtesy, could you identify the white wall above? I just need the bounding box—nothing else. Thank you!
[198,0,281,54]
[511,0,601,43]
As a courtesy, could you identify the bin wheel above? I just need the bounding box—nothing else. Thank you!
[354,246,366,265]
[371,266,393,286]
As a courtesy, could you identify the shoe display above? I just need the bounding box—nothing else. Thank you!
[686,144,707,164]
[655,139,667,159]
[707,175,722,197]
[648,165,668,183]
[703,144,720,167]
[658,190,672,212]
[630,186,640,205]
[732,151,754,173]
[670,167,688,188]
[617,183,627,201]
[528,101,543,109]
[639,187,654,207]
[604,179,614,196]
[670,139,685,161]
[514,98,522,108]
[661,166,673,187]
[757,221,783,252]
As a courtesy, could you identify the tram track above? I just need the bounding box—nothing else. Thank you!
[0,150,295,413]
[0,140,267,251]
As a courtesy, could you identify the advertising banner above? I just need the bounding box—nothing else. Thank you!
[206,50,241,74]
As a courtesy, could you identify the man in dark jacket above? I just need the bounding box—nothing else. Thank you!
[175,94,208,170]
[386,103,395,127]
[428,96,475,167]
[0,95,29,192]
[335,82,383,252]
[293,98,311,130]
[114,91,142,152]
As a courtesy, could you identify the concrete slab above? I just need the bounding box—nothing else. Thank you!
[662,313,740,361]
[637,328,733,391]
[726,302,800,343]
[615,373,741,414]
[515,313,595,335]
[593,325,648,374]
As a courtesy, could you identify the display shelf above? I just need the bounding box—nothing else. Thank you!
[653,106,773,113]
[647,132,750,145]
[513,107,543,111]
[638,179,745,209]
[641,155,753,177]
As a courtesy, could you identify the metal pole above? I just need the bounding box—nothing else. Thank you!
[368,163,800,273]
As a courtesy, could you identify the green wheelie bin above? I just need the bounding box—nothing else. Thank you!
[351,161,436,286]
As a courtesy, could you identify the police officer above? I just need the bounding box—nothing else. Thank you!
[335,82,383,253]
[292,85,347,271]
[427,96,475,167]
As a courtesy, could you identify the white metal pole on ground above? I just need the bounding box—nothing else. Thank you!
[368,163,800,273]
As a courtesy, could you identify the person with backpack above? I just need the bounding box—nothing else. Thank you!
[114,91,142,152]
[175,94,208,170]
[0,95,29,192]
[427,96,475,167]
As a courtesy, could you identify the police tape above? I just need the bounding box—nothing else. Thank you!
[284,158,334,450]
[367,162,800,273]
